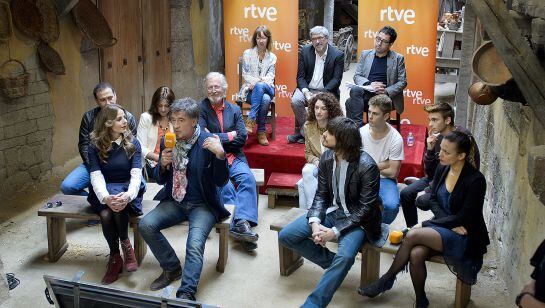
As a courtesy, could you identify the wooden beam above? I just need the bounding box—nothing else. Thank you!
[454,6,477,127]
[436,57,461,69]
[468,0,545,128]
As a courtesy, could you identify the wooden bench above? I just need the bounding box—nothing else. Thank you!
[251,168,265,199]
[270,207,471,308]
[38,194,234,273]
[266,172,301,209]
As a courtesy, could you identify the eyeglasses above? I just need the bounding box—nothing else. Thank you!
[375,36,391,45]
[311,36,326,42]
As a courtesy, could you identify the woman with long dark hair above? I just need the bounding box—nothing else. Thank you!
[238,25,276,146]
[137,86,175,177]
[88,103,146,284]
[359,131,489,308]
[297,92,343,209]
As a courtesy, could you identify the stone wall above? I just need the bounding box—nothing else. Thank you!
[0,17,99,201]
[468,0,545,295]
[0,56,54,196]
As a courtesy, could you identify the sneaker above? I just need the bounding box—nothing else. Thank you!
[150,266,182,291]
[242,241,258,251]
[287,134,304,144]
[230,219,259,242]
[357,274,396,298]
[176,291,196,301]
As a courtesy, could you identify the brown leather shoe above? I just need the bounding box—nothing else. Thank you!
[257,132,269,146]
[245,118,256,133]
[121,239,138,272]
[101,252,123,285]
[150,266,182,291]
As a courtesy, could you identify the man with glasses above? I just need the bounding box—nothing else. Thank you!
[346,26,407,127]
[287,26,344,144]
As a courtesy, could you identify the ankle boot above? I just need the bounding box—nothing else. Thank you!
[101,252,123,284]
[415,295,429,308]
[257,132,269,146]
[121,239,138,272]
[245,118,256,133]
[150,266,183,291]
[357,273,396,298]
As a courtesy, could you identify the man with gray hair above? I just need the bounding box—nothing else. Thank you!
[198,72,260,251]
[288,26,344,144]
[139,98,230,300]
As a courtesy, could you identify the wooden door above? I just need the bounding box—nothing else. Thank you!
[99,0,144,116]
[142,0,172,106]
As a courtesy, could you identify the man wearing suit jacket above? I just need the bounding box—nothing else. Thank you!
[288,26,344,144]
[198,72,259,251]
[346,26,407,127]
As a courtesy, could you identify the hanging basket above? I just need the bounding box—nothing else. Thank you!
[10,0,43,40]
[0,59,30,100]
[36,0,60,43]
[72,0,117,48]
[0,1,13,42]
[38,42,65,75]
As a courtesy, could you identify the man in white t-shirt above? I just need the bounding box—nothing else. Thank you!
[359,94,404,224]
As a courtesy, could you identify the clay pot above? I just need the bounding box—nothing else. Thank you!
[472,41,512,86]
[468,81,498,105]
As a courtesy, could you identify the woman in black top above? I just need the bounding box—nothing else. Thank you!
[517,239,545,307]
[359,131,489,308]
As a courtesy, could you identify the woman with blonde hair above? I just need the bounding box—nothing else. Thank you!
[238,25,277,146]
[88,103,146,284]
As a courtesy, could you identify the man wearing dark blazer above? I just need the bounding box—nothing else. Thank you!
[346,26,407,127]
[198,72,259,251]
[288,26,344,144]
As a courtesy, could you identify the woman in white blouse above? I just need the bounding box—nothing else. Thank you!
[238,25,277,146]
[137,86,174,178]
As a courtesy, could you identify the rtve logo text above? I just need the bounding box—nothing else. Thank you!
[363,6,430,57]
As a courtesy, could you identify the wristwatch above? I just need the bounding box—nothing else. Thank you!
[516,292,532,307]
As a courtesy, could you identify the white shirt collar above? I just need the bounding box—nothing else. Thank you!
[112,136,122,145]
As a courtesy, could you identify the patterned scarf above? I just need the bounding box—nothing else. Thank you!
[171,125,200,202]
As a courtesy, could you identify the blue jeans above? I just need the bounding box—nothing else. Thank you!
[220,158,258,226]
[297,163,318,209]
[380,178,400,224]
[60,163,90,196]
[138,201,216,295]
[246,82,274,133]
[278,210,366,308]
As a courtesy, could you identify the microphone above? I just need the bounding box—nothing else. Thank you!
[164,132,176,148]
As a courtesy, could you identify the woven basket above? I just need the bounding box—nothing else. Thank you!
[36,0,59,43]
[72,0,117,48]
[0,59,29,99]
[0,1,13,42]
[10,0,42,40]
[38,42,65,75]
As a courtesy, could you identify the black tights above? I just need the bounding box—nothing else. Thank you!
[99,208,129,253]
[384,227,443,300]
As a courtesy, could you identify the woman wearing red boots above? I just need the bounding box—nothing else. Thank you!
[88,103,146,284]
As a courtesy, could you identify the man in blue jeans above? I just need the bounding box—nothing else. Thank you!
[198,72,259,251]
[60,82,137,196]
[138,98,230,301]
[359,94,404,224]
[279,117,387,307]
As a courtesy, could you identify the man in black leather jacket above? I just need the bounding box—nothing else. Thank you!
[60,82,137,196]
[279,117,385,308]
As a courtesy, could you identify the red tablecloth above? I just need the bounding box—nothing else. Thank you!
[398,124,427,182]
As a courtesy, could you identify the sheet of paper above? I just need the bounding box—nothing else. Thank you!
[345,82,375,92]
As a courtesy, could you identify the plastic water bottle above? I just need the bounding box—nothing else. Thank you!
[407,132,414,147]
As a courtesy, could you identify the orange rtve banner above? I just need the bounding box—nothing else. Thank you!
[358,0,438,126]
[223,1,299,116]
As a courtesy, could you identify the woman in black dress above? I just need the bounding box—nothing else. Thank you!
[359,131,489,307]
[88,103,145,284]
